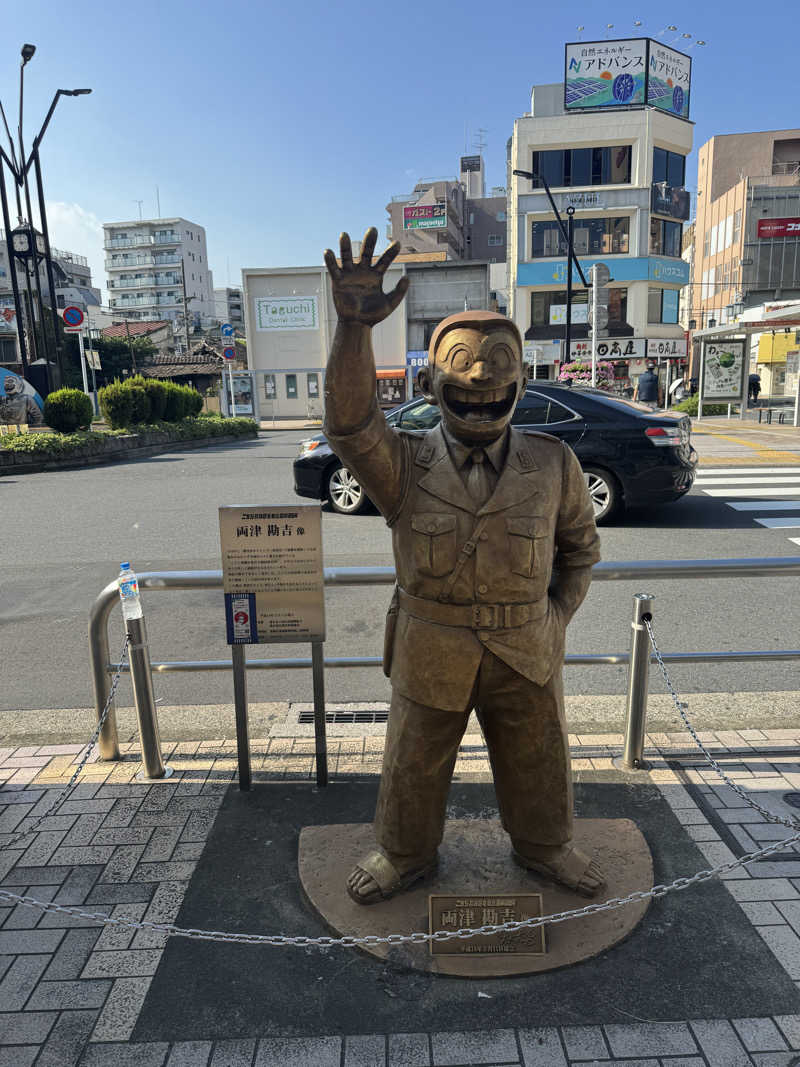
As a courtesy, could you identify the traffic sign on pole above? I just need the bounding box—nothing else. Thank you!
[223,346,236,361]
[61,305,85,333]
[221,323,234,337]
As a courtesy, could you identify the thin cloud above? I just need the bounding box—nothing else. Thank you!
[45,202,106,302]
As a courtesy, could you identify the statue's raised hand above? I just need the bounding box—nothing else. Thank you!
[324,228,409,326]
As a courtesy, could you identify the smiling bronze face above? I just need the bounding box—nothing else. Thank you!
[419,320,525,444]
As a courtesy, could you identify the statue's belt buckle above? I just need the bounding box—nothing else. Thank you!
[472,604,501,630]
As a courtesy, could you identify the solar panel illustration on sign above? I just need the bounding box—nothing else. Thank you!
[565,39,647,110]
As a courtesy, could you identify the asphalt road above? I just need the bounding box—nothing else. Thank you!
[2,430,799,713]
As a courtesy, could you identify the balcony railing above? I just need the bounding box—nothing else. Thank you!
[109,275,180,290]
[109,296,180,308]
[106,254,181,270]
[104,233,182,251]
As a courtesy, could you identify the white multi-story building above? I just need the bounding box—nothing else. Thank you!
[508,81,692,386]
[213,287,245,331]
[103,217,214,326]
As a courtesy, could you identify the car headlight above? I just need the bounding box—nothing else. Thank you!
[299,439,321,456]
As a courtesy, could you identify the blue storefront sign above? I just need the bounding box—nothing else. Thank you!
[406,350,428,370]
[516,256,689,287]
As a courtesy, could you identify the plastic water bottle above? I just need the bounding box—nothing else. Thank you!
[118,562,143,621]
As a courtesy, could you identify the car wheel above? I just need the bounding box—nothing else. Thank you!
[327,464,368,515]
[582,466,623,524]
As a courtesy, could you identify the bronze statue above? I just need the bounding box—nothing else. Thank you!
[0,375,43,426]
[323,228,605,905]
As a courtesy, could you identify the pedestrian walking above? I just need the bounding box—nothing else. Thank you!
[633,362,660,408]
[748,373,761,406]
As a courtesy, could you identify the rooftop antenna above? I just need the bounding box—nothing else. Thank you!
[473,128,487,156]
[155,185,161,217]
[133,199,143,220]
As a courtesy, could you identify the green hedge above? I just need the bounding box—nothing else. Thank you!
[0,415,256,458]
[672,395,730,417]
[43,388,93,433]
[98,377,205,428]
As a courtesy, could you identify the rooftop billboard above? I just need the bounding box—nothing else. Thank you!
[565,38,691,119]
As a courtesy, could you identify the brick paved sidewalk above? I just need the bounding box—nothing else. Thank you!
[1,727,800,1065]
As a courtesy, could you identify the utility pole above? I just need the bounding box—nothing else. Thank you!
[180,259,191,355]
[123,317,137,374]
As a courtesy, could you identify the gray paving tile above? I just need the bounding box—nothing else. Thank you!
[518,1027,567,1066]
[37,1009,98,1067]
[19,830,68,866]
[81,950,162,979]
[604,1021,697,1057]
[759,925,800,979]
[733,1017,789,1052]
[90,976,154,1042]
[0,929,65,954]
[344,1034,385,1066]
[85,884,154,906]
[739,902,786,925]
[44,929,103,980]
[209,1039,256,1066]
[80,1042,169,1066]
[26,979,112,1010]
[2,865,73,886]
[774,1014,800,1048]
[94,902,148,952]
[53,865,105,906]
[101,844,148,884]
[571,1060,657,1067]
[0,953,49,1009]
[690,1019,753,1066]
[254,1037,342,1066]
[141,826,183,863]
[0,1009,57,1043]
[387,1032,430,1066]
[561,1025,609,1060]
[51,846,116,867]
[62,813,108,847]
[749,1052,799,1065]
[3,884,58,928]
[166,1041,213,1066]
[0,1047,38,1066]
[727,879,799,901]
[430,1029,518,1065]
[131,861,196,883]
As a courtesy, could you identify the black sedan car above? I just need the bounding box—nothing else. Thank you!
[293,384,697,524]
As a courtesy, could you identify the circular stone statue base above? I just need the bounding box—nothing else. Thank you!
[298,819,653,977]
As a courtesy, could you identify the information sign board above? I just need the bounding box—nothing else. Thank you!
[403,204,447,230]
[219,504,325,644]
[701,340,747,402]
[429,894,545,956]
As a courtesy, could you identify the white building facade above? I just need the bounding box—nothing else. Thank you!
[243,263,406,419]
[508,83,692,386]
[103,217,214,326]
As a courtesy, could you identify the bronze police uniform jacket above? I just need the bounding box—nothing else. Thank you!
[326,403,601,712]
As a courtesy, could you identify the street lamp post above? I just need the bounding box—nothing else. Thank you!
[0,43,92,391]
[512,169,589,363]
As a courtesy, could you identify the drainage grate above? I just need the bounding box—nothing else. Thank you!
[297,710,389,725]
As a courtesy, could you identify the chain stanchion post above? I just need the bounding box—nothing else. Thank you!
[311,640,328,788]
[618,593,655,771]
[231,643,251,791]
[126,615,171,780]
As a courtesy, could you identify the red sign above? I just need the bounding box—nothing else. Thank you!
[757,218,800,239]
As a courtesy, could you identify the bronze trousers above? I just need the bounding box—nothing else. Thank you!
[375,649,573,863]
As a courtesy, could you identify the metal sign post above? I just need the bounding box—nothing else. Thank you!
[219,505,327,789]
[221,324,236,417]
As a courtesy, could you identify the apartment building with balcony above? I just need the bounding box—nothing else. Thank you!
[508,81,692,384]
[213,287,245,330]
[103,217,214,326]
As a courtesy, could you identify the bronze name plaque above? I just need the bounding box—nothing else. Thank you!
[428,894,546,956]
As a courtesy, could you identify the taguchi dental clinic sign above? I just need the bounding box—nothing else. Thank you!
[255,296,319,331]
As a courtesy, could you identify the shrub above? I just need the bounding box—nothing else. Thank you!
[185,387,203,417]
[43,388,93,433]
[142,378,168,420]
[557,360,615,390]
[672,395,729,417]
[162,381,186,422]
[98,380,134,429]
[126,383,152,424]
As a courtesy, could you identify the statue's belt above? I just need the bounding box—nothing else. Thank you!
[397,588,547,631]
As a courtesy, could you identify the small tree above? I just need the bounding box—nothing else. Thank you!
[43,388,93,432]
[93,336,157,384]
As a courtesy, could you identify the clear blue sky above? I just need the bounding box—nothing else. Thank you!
[4,0,799,299]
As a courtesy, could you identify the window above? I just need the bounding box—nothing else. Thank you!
[488,234,504,246]
[703,229,711,258]
[653,148,686,188]
[530,288,628,329]
[285,374,297,399]
[469,212,475,225]
[648,288,680,324]
[732,209,742,246]
[531,216,629,258]
[650,218,682,257]
[497,211,506,222]
[306,373,319,398]
[531,146,631,188]
[263,375,277,399]
[511,394,550,425]
[396,400,440,430]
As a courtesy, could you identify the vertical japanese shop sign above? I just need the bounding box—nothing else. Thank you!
[219,505,325,643]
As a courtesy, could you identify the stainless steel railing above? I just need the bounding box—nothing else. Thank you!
[89,557,800,775]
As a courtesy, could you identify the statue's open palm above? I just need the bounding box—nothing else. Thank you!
[324,228,409,326]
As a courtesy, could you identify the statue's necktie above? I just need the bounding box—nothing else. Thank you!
[466,448,491,506]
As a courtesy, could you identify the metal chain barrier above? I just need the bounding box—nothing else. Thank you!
[2,636,130,851]
[1,626,798,949]
[644,618,800,832]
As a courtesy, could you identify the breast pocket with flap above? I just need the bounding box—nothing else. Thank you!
[506,516,548,578]
[411,513,458,577]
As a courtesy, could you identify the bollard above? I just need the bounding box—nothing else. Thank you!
[619,593,655,771]
[125,615,171,780]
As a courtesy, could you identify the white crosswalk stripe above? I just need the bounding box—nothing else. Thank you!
[695,467,800,547]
